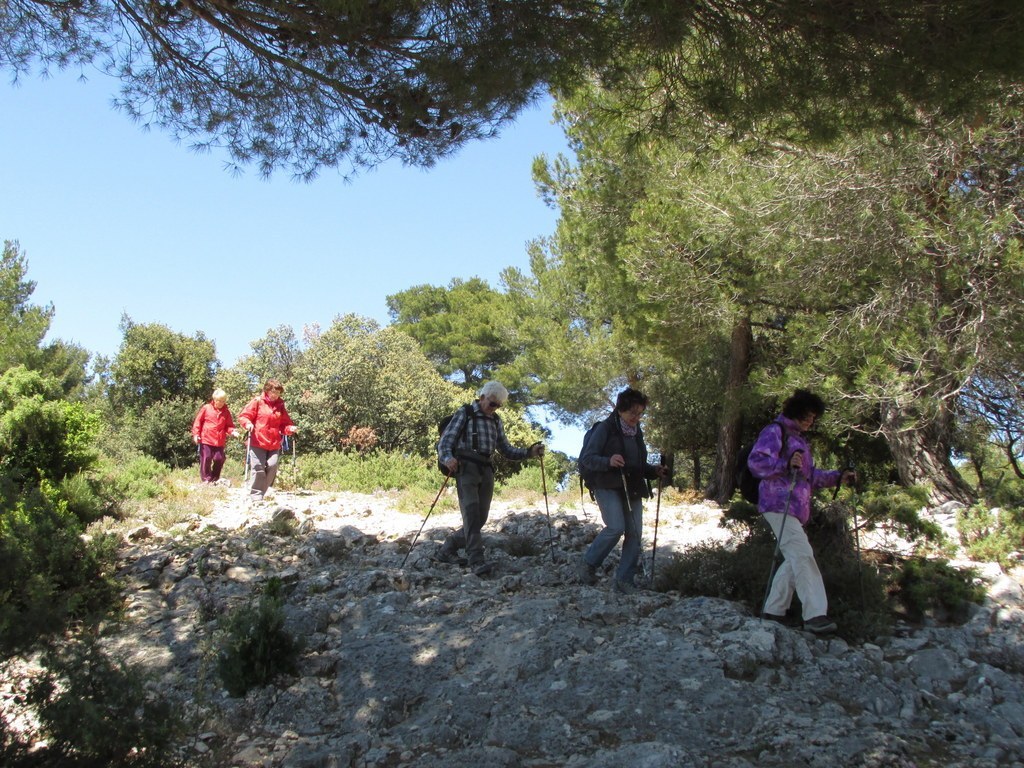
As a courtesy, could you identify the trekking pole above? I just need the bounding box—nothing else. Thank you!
[401,471,452,568]
[244,430,252,484]
[650,472,663,583]
[291,435,298,483]
[760,469,799,620]
[539,448,556,563]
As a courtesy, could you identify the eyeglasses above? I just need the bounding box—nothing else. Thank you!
[484,398,502,410]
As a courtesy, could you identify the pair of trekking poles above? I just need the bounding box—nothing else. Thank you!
[620,468,665,584]
[401,444,557,569]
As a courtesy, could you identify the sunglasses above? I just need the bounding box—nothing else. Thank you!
[484,398,502,410]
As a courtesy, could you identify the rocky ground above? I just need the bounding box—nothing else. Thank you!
[6,485,1024,767]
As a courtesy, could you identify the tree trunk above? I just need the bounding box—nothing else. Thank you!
[708,316,752,504]
[879,401,975,506]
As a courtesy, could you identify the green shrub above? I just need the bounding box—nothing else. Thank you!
[297,449,438,493]
[857,484,944,544]
[25,637,181,767]
[216,578,300,697]
[891,556,985,622]
[957,504,1024,568]
[0,483,120,654]
[394,484,459,515]
[98,454,170,503]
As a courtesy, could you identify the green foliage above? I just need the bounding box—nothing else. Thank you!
[0,366,100,485]
[856,484,945,544]
[891,557,985,623]
[96,453,171,503]
[387,278,520,386]
[291,314,461,455]
[108,317,218,416]
[394,484,459,515]
[216,578,300,697]
[0,483,120,654]
[0,241,53,372]
[297,449,439,494]
[234,324,303,388]
[24,637,182,767]
[957,504,1024,569]
[120,395,201,468]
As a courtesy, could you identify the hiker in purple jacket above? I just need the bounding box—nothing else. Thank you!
[748,389,856,634]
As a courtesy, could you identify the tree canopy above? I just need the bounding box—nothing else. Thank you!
[386,278,519,387]
[523,76,1024,504]
[5,1,1024,175]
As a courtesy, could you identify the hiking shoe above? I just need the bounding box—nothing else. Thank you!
[577,558,598,585]
[613,580,638,595]
[803,615,838,634]
[433,548,460,565]
[471,562,494,576]
[762,612,799,628]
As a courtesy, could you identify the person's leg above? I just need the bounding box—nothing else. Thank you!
[264,449,280,490]
[198,444,214,482]
[248,446,270,499]
[584,489,628,569]
[458,463,494,565]
[209,445,226,482]
[615,497,644,584]
[762,512,827,619]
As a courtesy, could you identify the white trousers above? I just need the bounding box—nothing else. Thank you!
[762,512,828,620]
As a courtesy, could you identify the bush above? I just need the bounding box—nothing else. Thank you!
[97,454,171,504]
[217,578,300,697]
[957,504,1024,568]
[297,449,438,493]
[24,637,181,767]
[0,483,120,654]
[891,556,985,622]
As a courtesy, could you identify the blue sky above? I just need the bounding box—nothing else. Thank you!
[1,69,587,453]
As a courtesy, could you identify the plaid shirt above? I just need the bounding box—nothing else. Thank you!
[437,401,528,464]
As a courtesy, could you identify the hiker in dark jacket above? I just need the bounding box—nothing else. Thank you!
[436,381,543,574]
[577,387,669,594]
[748,389,856,634]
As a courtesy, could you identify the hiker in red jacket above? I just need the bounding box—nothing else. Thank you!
[238,379,297,501]
[191,388,237,484]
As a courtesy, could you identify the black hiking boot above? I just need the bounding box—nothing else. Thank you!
[471,561,494,576]
[803,615,838,634]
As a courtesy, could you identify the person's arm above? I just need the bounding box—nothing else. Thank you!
[238,399,257,432]
[494,416,530,461]
[747,424,789,479]
[438,407,468,465]
[579,420,615,473]
[192,406,205,443]
[280,403,296,434]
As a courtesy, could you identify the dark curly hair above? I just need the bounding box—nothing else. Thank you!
[615,387,649,413]
[781,389,826,420]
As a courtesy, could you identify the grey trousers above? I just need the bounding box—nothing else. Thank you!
[247,445,281,499]
[443,460,495,565]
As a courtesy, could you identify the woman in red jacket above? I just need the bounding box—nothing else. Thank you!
[191,388,237,483]
[238,379,297,501]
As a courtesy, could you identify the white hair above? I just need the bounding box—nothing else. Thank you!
[477,381,509,404]
[212,388,228,401]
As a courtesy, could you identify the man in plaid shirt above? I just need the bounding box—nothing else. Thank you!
[436,381,544,574]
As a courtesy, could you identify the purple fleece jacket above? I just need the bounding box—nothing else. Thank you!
[747,415,842,525]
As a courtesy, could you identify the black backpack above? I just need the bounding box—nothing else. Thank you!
[735,422,786,504]
[578,420,606,491]
[436,404,480,474]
